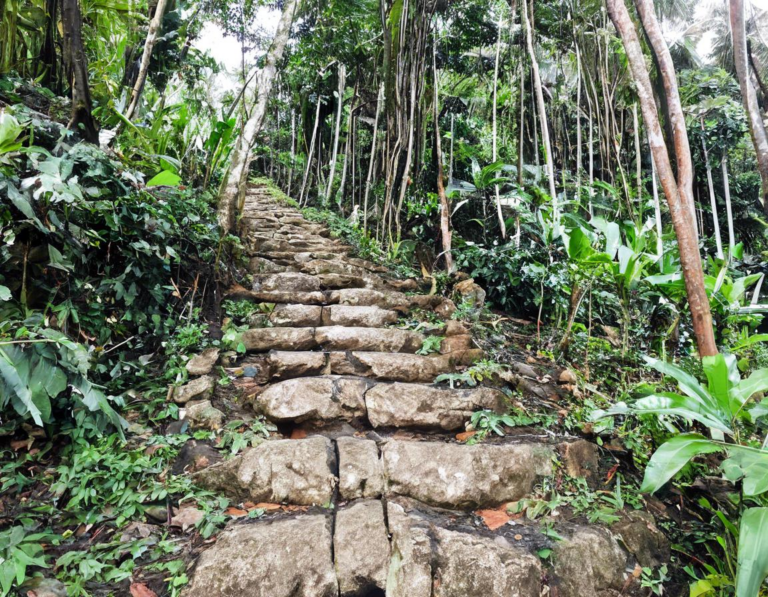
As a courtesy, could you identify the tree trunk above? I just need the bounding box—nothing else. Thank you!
[492,13,507,239]
[124,0,169,121]
[635,0,696,225]
[722,156,736,253]
[363,83,384,233]
[730,0,768,216]
[216,0,299,232]
[61,0,99,144]
[433,39,453,272]
[522,0,558,224]
[325,64,347,203]
[701,118,724,260]
[299,89,324,206]
[606,0,717,357]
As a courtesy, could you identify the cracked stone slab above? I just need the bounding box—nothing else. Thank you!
[365,383,506,430]
[382,440,554,508]
[329,352,454,383]
[315,327,423,353]
[327,288,409,311]
[337,437,384,499]
[334,500,389,596]
[241,327,318,352]
[183,515,337,597]
[193,437,336,505]
[255,376,369,423]
[267,351,327,379]
[269,304,323,327]
[321,305,399,327]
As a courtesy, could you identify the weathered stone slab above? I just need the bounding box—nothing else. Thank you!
[365,383,505,430]
[269,304,323,327]
[382,440,554,508]
[334,500,389,596]
[337,437,384,500]
[241,327,317,352]
[551,527,627,597]
[267,351,327,379]
[194,437,336,505]
[183,515,337,597]
[186,349,220,376]
[255,377,368,423]
[321,305,399,328]
[327,288,409,311]
[252,272,321,293]
[315,327,423,353]
[172,375,215,404]
[329,352,453,383]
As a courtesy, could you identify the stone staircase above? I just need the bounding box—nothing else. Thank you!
[175,185,663,597]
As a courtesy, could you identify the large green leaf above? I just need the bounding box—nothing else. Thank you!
[703,353,741,419]
[723,447,768,496]
[0,348,42,426]
[738,369,768,407]
[735,507,768,597]
[640,434,723,494]
[0,112,22,147]
[146,170,182,187]
[644,356,713,406]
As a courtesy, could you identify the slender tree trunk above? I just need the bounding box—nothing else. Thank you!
[633,103,641,205]
[299,90,324,206]
[701,119,724,260]
[449,113,455,183]
[124,0,169,121]
[635,0,697,226]
[730,0,768,216]
[216,0,299,232]
[363,83,384,233]
[650,149,663,259]
[522,0,558,224]
[287,108,296,194]
[722,156,736,253]
[606,0,717,357]
[575,42,583,205]
[492,13,507,238]
[325,64,347,203]
[433,39,453,272]
[61,0,99,143]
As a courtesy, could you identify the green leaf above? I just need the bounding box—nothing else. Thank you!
[640,434,723,494]
[0,348,42,425]
[0,112,22,147]
[146,170,182,187]
[723,447,768,496]
[644,356,712,406]
[735,507,768,597]
[703,354,740,418]
[737,369,768,407]
[0,286,11,302]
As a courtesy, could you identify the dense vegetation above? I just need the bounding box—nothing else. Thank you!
[2,0,768,595]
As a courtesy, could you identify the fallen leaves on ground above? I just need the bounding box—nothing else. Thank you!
[476,508,511,530]
[170,507,205,531]
[455,430,476,442]
[129,583,157,597]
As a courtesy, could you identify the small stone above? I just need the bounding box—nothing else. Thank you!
[558,440,600,482]
[439,335,473,355]
[185,348,220,376]
[614,511,670,568]
[558,368,578,384]
[22,578,68,597]
[454,278,487,308]
[243,366,259,378]
[186,400,225,431]
[434,298,457,319]
[444,320,469,336]
[552,527,627,597]
[172,375,215,404]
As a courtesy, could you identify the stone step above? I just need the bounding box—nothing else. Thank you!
[241,327,425,354]
[195,436,554,509]
[183,498,634,597]
[328,351,465,383]
[253,376,505,429]
[327,288,409,311]
[269,304,399,328]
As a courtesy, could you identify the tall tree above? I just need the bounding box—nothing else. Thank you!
[217,0,300,232]
[730,0,768,217]
[61,0,99,143]
[124,0,171,121]
[606,0,717,357]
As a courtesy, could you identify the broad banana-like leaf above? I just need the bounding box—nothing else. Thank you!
[644,356,713,405]
[594,393,732,434]
[640,434,723,494]
[735,507,768,597]
[723,446,768,496]
[738,369,768,407]
[703,353,741,418]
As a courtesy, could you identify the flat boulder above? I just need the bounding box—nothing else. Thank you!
[194,437,336,505]
[269,304,323,327]
[267,351,327,379]
[327,288,409,311]
[186,349,220,376]
[252,272,321,293]
[551,527,627,597]
[382,440,554,508]
[329,352,454,383]
[315,327,423,353]
[255,377,368,423]
[183,515,337,597]
[334,500,389,596]
[321,305,399,327]
[172,375,215,404]
[365,383,505,430]
[241,327,317,352]
[337,437,384,499]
